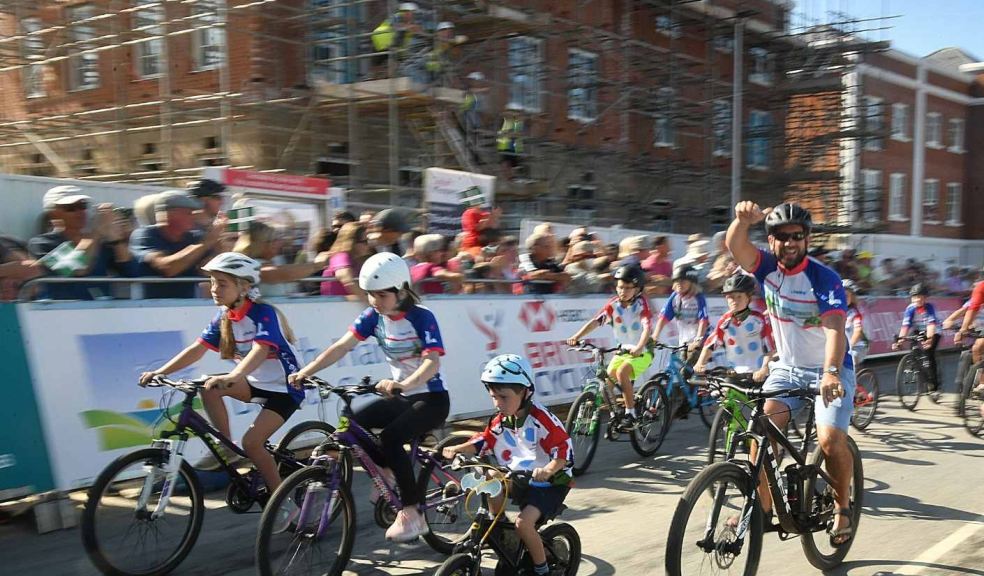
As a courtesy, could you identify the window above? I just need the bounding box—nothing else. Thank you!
[749,47,773,85]
[656,15,681,39]
[946,182,962,223]
[654,87,676,147]
[861,169,881,222]
[507,36,542,112]
[567,185,596,221]
[134,0,164,78]
[926,112,942,147]
[308,0,365,84]
[66,5,99,90]
[948,118,964,152]
[712,99,731,156]
[863,96,883,151]
[889,173,906,219]
[21,18,45,98]
[923,179,939,222]
[192,0,224,71]
[712,33,734,53]
[746,110,771,169]
[891,103,909,140]
[567,49,597,122]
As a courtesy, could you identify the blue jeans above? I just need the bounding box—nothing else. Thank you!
[762,364,856,431]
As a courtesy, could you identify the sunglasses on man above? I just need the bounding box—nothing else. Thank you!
[771,231,806,242]
[62,202,89,212]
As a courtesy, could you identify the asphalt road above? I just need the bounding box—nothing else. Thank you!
[2,352,982,576]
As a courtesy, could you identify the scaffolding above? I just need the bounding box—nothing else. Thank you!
[0,0,891,233]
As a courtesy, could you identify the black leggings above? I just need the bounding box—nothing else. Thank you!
[348,391,450,507]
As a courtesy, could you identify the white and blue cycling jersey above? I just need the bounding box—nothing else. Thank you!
[659,292,709,345]
[901,303,938,333]
[199,299,304,403]
[751,249,852,370]
[350,305,447,394]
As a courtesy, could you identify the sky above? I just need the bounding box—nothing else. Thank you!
[794,0,983,61]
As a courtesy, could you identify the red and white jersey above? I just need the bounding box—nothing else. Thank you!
[469,402,573,482]
[846,304,866,342]
[595,296,653,347]
[705,309,774,370]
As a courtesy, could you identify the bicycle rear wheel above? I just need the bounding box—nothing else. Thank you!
[800,436,864,570]
[256,465,355,576]
[896,353,921,411]
[665,462,763,576]
[81,448,204,576]
[696,393,717,430]
[631,380,670,457]
[851,369,879,431]
[565,390,602,476]
[959,363,984,437]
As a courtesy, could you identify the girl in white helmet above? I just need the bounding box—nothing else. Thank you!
[139,252,303,493]
[290,251,449,542]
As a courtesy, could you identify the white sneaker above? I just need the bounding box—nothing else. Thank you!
[385,509,428,542]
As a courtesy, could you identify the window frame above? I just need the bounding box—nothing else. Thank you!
[860,169,882,223]
[66,4,100,91]
[507,36,543,113]
[947,118,965,153]
[863,96,883,151]
[925,112,943,148]
[945,182,962,225]
[21,17,45,98]
[888,172,907,221]
[134,0,165,79]
[191,0,225,72]
[653,87,676,148]
[712,98,731,156]
[567,48,598,123]
[890,102,909,141]
[748,47,773,86]
[746,109,771,169]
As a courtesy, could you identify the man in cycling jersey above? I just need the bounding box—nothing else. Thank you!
[726,201,856,545]
[954,272,984,368]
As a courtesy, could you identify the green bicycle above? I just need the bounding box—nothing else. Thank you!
[694,368,756,466]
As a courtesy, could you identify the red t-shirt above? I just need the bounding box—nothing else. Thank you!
[969,281,984,312]
[461,207,489,250]
[411,262,448,294]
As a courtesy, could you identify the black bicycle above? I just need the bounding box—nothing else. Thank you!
[895,331,942,410]
[665,382,864,574]
[81,376,333,576]
[433,455,580,576]
[957,328,984,437]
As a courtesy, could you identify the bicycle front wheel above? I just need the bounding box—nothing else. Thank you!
[631,380,670,457]
[851,369,879,431]
[665,462,763,576]
[896,353,921,411]
[81,448,204,576]
[433,553,481,576]
[256,465,355,576]
[276,421,347,481]
[707,406,744,466]
[565,390,602,476]
[540,522,582,576]
[800,436,864,570]
[960,362,984,437]
[419,438,472,555]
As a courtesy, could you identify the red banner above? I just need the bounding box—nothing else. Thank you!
[860,297,963,356]
[223,168,330,197]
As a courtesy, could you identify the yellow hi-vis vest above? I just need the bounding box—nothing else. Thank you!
[497,118,523,153]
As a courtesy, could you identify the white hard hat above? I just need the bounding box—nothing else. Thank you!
[202,252,261,285]
[398,2,418,11]
[359,252,411,291]
[466,71,485,81]
[437,21,455,31]
[481,354,535,389]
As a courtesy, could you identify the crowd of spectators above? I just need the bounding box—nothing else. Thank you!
[0,181,980,302]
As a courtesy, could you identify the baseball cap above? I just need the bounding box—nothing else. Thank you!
[686,239,710,258]
[371,208,410,233]
[43,185,92,211]
[186,179,226,198]
[155,190,203,211]
[571,240,595,257]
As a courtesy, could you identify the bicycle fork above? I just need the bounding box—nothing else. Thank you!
[144,438,187,520]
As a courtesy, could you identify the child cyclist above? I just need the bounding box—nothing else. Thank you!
[443,354,572,576]
[289,252,449,542]
[892,283,941,392]
[139,252,303,493]
[842,279,869,366]
[566,264,652,428]
[651,264,709,361]
[693,272,774,382]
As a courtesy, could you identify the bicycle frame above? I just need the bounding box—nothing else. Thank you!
[719,388,751,458]
[658,346,706,410]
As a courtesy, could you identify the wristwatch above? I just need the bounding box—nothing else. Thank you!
[825,366,840,376]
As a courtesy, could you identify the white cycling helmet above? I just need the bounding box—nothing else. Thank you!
[202,252,261,285]
[359,252,411,291]
[481,354,535,389]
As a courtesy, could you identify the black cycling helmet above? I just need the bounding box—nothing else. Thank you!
[672,264,700,284]
[722,273,757,294]
[186,178,226,198]
[613,264,646,288]
[909,283,929,297]
[765,202,813,235]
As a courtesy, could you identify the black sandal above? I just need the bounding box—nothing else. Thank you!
[829,508,854,547]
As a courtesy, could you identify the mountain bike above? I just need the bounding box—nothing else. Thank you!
[957,328,984,438]
[665,381,864,574]
[255,376,469,576]
[81,375,331,576]
[895,331,941,410]
[692,368,755,466]
[650,342,717,428]
[432,455,580,576]
[851,363,879,431]
[564,341,670,476]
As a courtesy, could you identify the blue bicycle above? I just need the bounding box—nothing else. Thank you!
[649,342,717,429]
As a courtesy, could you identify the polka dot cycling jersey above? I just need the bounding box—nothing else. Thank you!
[595,295,653,347]
[468,402,573,484]
[705,309,774,370]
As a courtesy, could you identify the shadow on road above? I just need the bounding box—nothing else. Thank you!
[827,559,984,575]
[577,553,618,576]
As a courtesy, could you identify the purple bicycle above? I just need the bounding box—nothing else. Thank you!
[254,375,470,576]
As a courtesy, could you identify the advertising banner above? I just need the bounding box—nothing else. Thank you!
[424,167,496,237]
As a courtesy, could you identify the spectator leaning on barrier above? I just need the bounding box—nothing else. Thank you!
[641,235,673,295]
[320,221,371,304]
[369,208,410,256]
[130,190,225,299]
[233,221,329,298]
[411,233,464,294]
[28,185,136,300]
[461,203,500,257]
[564,240,605,294]
[519,232,570,295]
[187,179,226,224]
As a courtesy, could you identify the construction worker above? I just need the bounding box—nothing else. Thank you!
[424,21,458,86]
[462,71,487,151]
[370,2,422,79]
[498,110,524,180]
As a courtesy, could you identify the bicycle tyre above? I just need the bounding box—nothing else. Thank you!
[960,362,984,437]
[851,369,879,431]
[565,390,602,476]
[630,380,670,457]
[696,394,717,429]
[540,522,582,576]
[419,436,471,555]
[255,465,356,576]
[665,462,763,576]
[81,448,204,576]
[277,421,351,484]
[433,552,480,576]
[896,353,921,411]
[800,436,864,570]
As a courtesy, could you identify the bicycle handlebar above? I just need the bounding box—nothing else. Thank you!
[145,375,209,394]
[567,340,624,355]
[449,454,552,488]
[298,375,403,399]
[652,342,691,352]
[704,379,818,401]
[690,367,756,390]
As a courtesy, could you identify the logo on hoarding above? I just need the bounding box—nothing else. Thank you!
[519,301,556,332]
[469,308,504,351]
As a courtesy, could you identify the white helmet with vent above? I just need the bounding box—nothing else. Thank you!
[202,252,261,285]
[359,252,411,291]
[481,354,535,389]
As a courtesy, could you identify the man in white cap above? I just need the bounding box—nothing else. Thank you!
[129,190,226,299]
[27,185,135,300]
[370,2,423,78]
[462,71,487,150]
